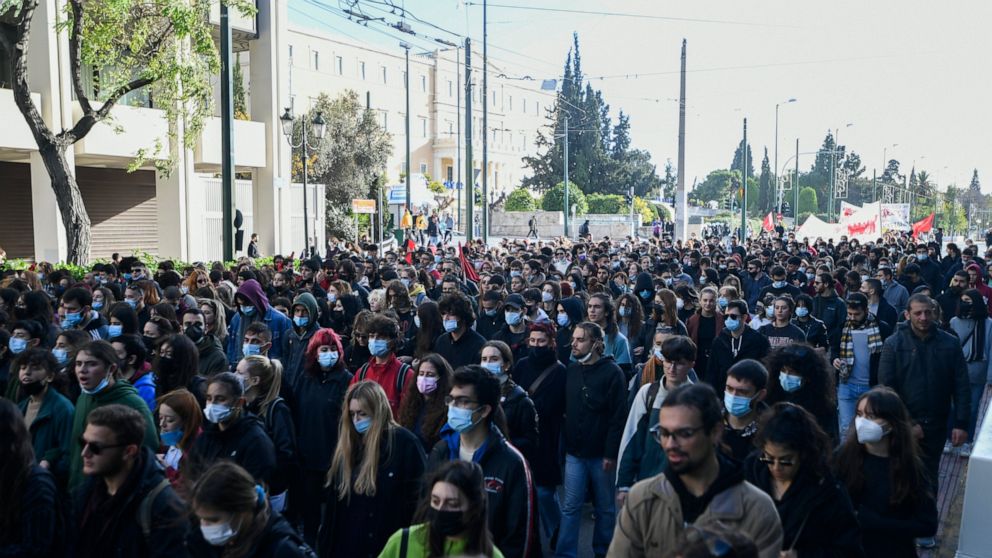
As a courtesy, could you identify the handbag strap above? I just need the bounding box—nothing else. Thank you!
[527,362,559,397]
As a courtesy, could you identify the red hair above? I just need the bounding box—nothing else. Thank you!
[304,328,345,375]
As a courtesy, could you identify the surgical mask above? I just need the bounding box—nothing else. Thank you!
[916,254,927,261]
[318,351,339,368]
[369,338,390,357]
[447,404,480,433]
[204,403,233,424]
[717,297,729,309]
[62,311,83,328]
[619,306,630,318]
[107,324,123,338]
[795,307,809,318]
[240,305,256,316]
[510,270,522,278]
[542,291,554,303]
[482,362,504,376]
[93,300,104,310]
[242,343,262,357]
[125,298,138,309]
[8,337,28,354]
[505,311,523,326]
[765,306,774,318]
[327,293,337,303]
[773,281,786,289]
[293,316,309,328]
[417,375,438,394]
[200,522,237,546]
[676,299,685,310]
[724,318,741,332]
[160,429,184,447]
[80,376,110,395]
[354,417,372,434]
[779,372,803,393]
[483,308,498,317]
[52,348,70,366]
[653,347,664,361]
[557,313,570,328]
[123,273,133,281]
[443,318,459,332]
[855,416,888,444]
[724,392,754,417]
[414,315,422,328]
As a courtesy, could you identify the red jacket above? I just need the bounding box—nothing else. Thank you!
[350,354,415,417]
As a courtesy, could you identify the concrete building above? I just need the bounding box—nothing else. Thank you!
[0,1,553,263]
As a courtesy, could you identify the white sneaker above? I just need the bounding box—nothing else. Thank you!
[943,441,954,454]
[960,443,973,458]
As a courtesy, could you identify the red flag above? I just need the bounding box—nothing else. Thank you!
[912,213,935,239]
[762,212,774,232]
[459,243,480,283]
[404,238,417,264]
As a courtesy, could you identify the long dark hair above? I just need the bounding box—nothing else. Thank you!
[414,461,493,558]
[0,399,35,538]
[414,301,444,358]
[154,334,198,395]
[397,354,454,448]
[960,288,988,362]
[833,386,930,506]
[191,461,269,558]
[616,293,644,342]
[764,343,837,419]
[754,402,832,480]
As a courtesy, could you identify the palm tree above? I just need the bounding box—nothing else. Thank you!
[916,170,934,197]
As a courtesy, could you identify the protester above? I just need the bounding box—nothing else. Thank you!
[434,292,486,369]
[351,313,415,416]
[480,340,539,461]
[397,353,455,453]
[720,359,769,461]
[14,348,74,475]
[156,388,202,491]
[949,287,992,455]
[831,293,893,437]
[765,343,841,444]
[706,300,770,392]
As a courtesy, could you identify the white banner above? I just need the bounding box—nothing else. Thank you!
[881,203,911,232]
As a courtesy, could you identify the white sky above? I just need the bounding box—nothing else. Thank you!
[292,0,992,191]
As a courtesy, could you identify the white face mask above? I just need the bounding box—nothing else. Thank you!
[855,416,888,444]
[200,522,237,546]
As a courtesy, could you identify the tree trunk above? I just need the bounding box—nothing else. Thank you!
[37,141,91,264]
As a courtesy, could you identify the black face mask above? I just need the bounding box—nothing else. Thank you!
[529,345,555,364]
[427,507,465,537]
[959,302,974,316]
[185,324,205,344]
[142,336,159,352]
[20,380,46,397]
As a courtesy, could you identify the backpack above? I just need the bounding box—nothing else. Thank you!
[635,380,662,433]
[138,478,172,539]
[358,361,412,397]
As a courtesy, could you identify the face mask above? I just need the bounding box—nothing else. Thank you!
[443,319,459,332]
[716,297,729,309]
[400,278,413,289]
[510,270,522,278]
[369,338,390,357]
[80,376,110,395]
[125,298,138,309]
[204,403,232,424]
[482,362,504,376]
[765,306,775,318]
[855,416,888,444]
[9,337,28,354]
[240,305,256,316]
[354,417,372,434]
[123,273,133,281]
[556,313,570,328]
[779,372,803,393]
[93,301,104,310]
[185,324,205,344]
[200,522,237,546]
[483,308,498,317]
[62,311,83,328]
[724,392,753,417]
[795,307,809,318]
[20,379,46,397]
[414,315,422,328]
[619,306,630,318]
[676,299,685,310]
[664,278,673,286]
[724,318,741,332]
[161,429,184,447]
[417,375,438,394]
[542,291,554,303]
[326,293,337,303]
[916,254,927,261]
[447,404,480,433]
[318,351,339,368]
[242,343,261,357]
[505,311,523,326]
[773,281,786,289]
[427,507,465,537]
[105,323,123,338]
[959,303,974,316]
[653,347,664,361]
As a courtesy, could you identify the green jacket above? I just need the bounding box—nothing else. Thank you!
[378,524,505,558]
[18,387,75,473]
[68,379,160,489]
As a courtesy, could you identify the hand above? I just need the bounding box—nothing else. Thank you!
[951,428,969,447]
[832,358,843,369]
[603,459,616,471]
[912,424,924,440]
[633,346,644,356]
[39,459,50,470]
[780,551,798,558]
[616,491,628,509]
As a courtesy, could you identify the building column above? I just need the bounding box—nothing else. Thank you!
[155,144,195,260]
[250,0,291,256]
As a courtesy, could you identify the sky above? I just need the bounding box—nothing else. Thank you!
[291,0,992,192]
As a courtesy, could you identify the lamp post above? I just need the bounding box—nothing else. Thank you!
[774,98,797,214]
[280,108,327,256]
[400,42,412,212]
[882,143,898,175]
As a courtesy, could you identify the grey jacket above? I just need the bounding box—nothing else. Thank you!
[949,317,992,384]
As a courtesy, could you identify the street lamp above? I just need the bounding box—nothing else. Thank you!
[882,143,898,173]
[280,108,326,256]
[775,98,797,213]
[400,42,412,212]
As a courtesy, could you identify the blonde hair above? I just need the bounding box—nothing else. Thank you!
[239,356,283,418]
[327,381,396,500]
[197,298,228,345]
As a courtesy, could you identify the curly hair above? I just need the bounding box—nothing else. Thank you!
[764,343,837,423]
[754,402,832,480]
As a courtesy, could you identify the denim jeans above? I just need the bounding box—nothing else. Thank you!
[536,485,561,539]
[968,382,988,440]
[838,381,871,440]
[556,454,615,558]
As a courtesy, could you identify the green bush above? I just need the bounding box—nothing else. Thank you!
[504,187,537,212]
[541,181,587,215]
[586,193,625,214]
[797,187,819,217]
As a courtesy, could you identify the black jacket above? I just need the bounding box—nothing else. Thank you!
[706,328,770,393]
[744,454,865,558]
[249,397,299,495]
[564,355,627,459]
[427,425,539,558]
[793,316,829,349]
[513,353,567,486]
[188,510,315,558]
[0,465,64,558]
[813,294,847,355]
[500,380,539,464]
[317,427,426,558]
[433,329,486,370]
[187,413,276,485]
[292,368,353,472]
[879,323,971,429]
[555,297,586,366]
[476,309,505,340]
[73,448,189,558]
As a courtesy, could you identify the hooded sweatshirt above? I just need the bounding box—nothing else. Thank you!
[556,297,586,366]
[282,292,321,386]
[226,279,293,365]
[634,272,656,313]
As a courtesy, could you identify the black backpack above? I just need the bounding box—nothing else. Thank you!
[358,361,412,396]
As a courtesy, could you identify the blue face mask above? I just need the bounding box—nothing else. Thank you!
[724,318,741,332]
[717,297,729,308]
[724,392,753,417]
[242,343,262,357]
[52,348,69,366]
[327,293,337,303]
[557,313,570,328]
[916,254,927,261]
[9,337,28,354]
[773,281,786,289]
[779,372,803,393]
[240,305,256,316]
[510,270,522,278]
[619,306,631,318]
[639,289,652,299]
[93,301,104,310]
[161,429,184,447]
[354,417,372,434]
[293,316,309,328]
[62,311,83,327]
[318,351,339,368]
[108,324,123,338]
[123,273,133,281]
[447,405,480,433]
[795,307,809,318]
[483,308,498,317]
[401,278,412,288]
[80,375,110,395]
[125,298,138,309]
[443,319,459,332]
[765,306,775,318]
[369,338,390,357]
[482,362,504,376]
[505,311,523,326]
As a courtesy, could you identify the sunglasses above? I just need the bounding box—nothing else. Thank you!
[79,437,129,456]
[758,455,796,468]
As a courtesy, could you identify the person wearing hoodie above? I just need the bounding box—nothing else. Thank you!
[913,244,943,293]
[282,292,321,387]
[180,308,228,376]
[479,341,539,463]
[633,271,656,316]
[706,300,770,393]
[965,261,992,313]
[948,288,992,455]
[68,340,160,490]
[226,279,292,365]
[59,287,110,340]
[554,297,585,367]
[14,348,75,476]
[110,334,156,410]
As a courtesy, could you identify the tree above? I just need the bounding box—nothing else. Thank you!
[504,187,537,212]
[299,91,392,238]
[691,170,736,204]
[661,159,676,202]
[586,193,625,214]
[758,148,773,213]
[881,159,903,184]
[0,0,255,263]
[731,139,755,178]
[233,52,248,120]
[798,187,819,219]
[541,181,587,215]
[970,169,981,193]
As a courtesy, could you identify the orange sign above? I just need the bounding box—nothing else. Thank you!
[351,199,376,214]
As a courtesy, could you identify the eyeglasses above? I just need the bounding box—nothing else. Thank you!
[444,396,478,409]
[758,455,796,468]
[79,437,129,456]
[650,424,704,443]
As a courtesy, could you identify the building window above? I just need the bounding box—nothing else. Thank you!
[359,61,366,80]
[420,117,428,138]
[420,162,428,174]
[508,95,513,111]
[335,55,343,75]
[379,110,388,131]
[381,66,388,84]
[312,50,319,71]
[421,74,427,92]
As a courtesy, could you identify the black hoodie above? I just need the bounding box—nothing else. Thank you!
[564,355,627,459]
[186,413,276,486]
[188,509,315,558]
[556,297,586,366]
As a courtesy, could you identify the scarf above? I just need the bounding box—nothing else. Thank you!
[839,314,882,366]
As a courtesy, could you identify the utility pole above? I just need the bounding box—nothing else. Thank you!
[740,118,748,242]
[564,115,570,237]
[793,138,799,227]
[675,39,688,240]
[481,0,489,243]
[220,3,235,261]
[403,43,411,212]
[828,144,836,221]
[456,45,462,231]
[464,39,474,242]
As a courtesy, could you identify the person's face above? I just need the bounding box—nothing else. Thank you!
[205,382,239,408]
[442,263,457,276]
[59,298,85,320]
[158,403,183,433]
[596,268,609,282]
[349,396,371,424]
[111,341,130,368]
[571,328,595,358]
[143,322,161,339]
[92,290,105,306]
[725,376,763,405]
[859,282,873,299]
[747,265,759,276]
[962,294,974,308]
[657,405,717,475]
[813,276,826,294]
[243,331,270,352]
[182,313,205,331]
[441,282,458,296]
[430,481,469,512]
[855,398,890,438]
[968,269,980,285]
[75,350,112,390]
[662,358,692,385]
[80,423,134,477]
[480,346,505,367]
[700,292,716,313]
[587,298,605,323]
[19,362,51,386]
[905,300,934,332]
[527,331,551,348]
[773,300,791,322]
[272,274,285,288]
[510,277,525,292]
[761,442,800,483]
[292,306,309,319]
[418,361,439,379]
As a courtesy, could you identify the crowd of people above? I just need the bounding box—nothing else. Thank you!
[0,226,988,557]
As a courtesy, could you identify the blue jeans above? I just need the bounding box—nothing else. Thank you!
[968,383,988,440]
[838,381,871,440]
[556,454,615,558]
[536,485,561,539]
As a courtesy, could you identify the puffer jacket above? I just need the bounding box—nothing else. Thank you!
[226,279,293,364]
